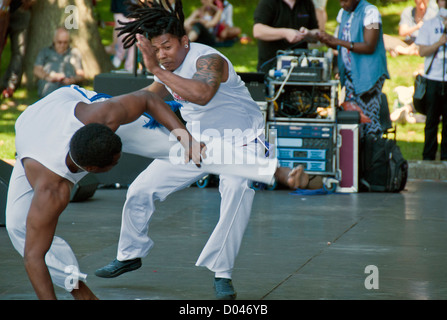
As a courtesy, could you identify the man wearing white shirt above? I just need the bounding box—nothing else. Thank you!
[415,0,447,160]
[95,0,319,300]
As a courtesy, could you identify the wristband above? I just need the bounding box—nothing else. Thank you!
[350,42,354,50]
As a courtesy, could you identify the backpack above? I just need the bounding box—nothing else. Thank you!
[360,134,408,192]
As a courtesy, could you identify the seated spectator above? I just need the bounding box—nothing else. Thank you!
[214,0,241,42]
[33,27,84,98]
[184,0,222,46]
[384,0,437,56]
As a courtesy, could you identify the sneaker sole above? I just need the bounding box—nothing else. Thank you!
[216,292,237,300]
[95,261,142,278]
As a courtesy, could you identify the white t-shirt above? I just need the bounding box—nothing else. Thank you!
[155,42,264,146]
[336,6,381,74]
[415,14,447,81]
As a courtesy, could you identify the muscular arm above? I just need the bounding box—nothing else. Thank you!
[77,89,204,165]
[150,53,226,106]
[22,159,72,300]
[136,34,227,105]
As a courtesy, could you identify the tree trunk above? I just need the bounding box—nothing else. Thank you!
[23,0,112,86]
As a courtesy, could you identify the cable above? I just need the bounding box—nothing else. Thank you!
[266,64,295,102]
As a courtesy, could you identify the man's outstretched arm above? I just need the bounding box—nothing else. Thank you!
[22,159,72,300]
[77,90,206,166]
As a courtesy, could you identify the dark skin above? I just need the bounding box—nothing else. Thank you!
[135,33,322,190]
[317,0,380,55]
[23,89,205,300]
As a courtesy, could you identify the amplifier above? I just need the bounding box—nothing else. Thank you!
[277,148,326,160]
[267,122,336,175]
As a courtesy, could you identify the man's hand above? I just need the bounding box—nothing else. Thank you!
[170,128,207,168]
[136,34,160,73]
[185,141,207,168]
[283,28,306,43]
[317,31,338,48]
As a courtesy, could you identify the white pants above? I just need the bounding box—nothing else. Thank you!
[117,145,261,277]
[6,116,277,290]
[117,118,275,277]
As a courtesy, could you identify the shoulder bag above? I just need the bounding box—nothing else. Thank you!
[413,52,437,115]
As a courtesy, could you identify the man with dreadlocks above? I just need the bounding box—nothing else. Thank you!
[95,0,322,300]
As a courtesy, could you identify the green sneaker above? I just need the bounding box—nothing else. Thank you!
[214,278,237,300]
[95,258,142,278]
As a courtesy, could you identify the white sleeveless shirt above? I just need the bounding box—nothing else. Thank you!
[14,86,101,184]
[154,43,264,146]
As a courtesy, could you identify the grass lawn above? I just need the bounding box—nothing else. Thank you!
[0,0,435,161]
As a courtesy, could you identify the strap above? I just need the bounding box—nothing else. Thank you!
[425,50,437,75]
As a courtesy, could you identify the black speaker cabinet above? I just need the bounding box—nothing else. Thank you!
[93,153,153,187]
[93,72,267,102]
[93,73,155,96]
[70,173,100,202]
[0,160,13,227]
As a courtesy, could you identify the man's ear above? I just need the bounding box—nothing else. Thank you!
[181,35,189,48]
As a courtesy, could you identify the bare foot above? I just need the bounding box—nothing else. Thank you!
[287,165,309,189]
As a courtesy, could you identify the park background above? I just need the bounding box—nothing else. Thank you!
[0,0,437,162]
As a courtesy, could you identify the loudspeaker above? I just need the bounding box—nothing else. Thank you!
[0,160,13,227]
[239,72,266,101]
[93,73,155,96]
[336,124,359,193]
[70,173,100,202]
[93,72,268,102]
[93,152,153,187]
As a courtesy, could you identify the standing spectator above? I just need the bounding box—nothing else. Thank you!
[108,0,136,72]
[253,0,320,72]
[33,27,84,98]
[0,0,11,58]
[318,0,389,137]
[415,0,447,160]
[0,0,34,99]
[313,0,328,31]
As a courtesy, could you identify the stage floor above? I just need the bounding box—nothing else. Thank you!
[1,179,447,300]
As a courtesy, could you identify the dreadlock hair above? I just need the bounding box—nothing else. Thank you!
[117,0,186,49]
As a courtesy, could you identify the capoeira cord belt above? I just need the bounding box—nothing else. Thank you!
[142,100,183,129]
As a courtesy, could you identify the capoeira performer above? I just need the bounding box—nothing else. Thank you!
[5,84,207,300]
[6,82,316,300]
[95,0,321,300]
